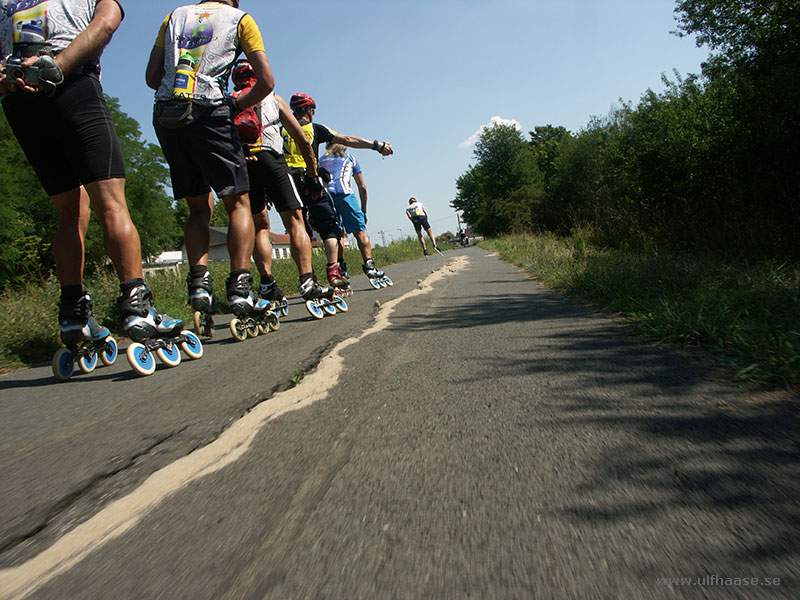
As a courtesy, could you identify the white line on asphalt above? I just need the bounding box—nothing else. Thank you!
[0,256,469,600]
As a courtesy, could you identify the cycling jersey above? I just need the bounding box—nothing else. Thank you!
[407,201,427,219]
[153,1,264,106]
[0,0,124,72]
[282,119,335,169]
[318,152,361,196]
[246,92,282,154]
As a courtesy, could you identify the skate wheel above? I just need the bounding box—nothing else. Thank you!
[156,343,182,367]
[305,300,324,320]
[258,321,270,335]
[321,299,337,316]
[368,278,381,290]
[334,296,348,312]
[267,312,280,332]
[246,322,259,338]
[229,318,248,342]
[52,348,74,381]
[383,276,393,287]
[127,343,156,377]
[378,278,388,288]
[100,337,118,366]
[193,311,213,338]
[78,350,98,374]
[279,297,289,317]
[180,331,204,359]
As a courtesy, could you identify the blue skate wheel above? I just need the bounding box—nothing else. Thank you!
[383,276,393,287]
[127,343,156,377]
[378,278,388,288]
[156,343,182,367]
[321,299,337,315]
[279,297,289,317]
[78,349,98,374]
[334,296,349,312]
[368,278,381,290]
[100,337,118,366]
[180,331,204,359]
[52,348,74,382]
[305,300,324,320]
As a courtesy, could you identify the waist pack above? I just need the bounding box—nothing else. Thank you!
[234,105,261,143]
[156,99,196,129]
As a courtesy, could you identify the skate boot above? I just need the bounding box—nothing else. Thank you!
[434,244,443,256]
[52,293,118,382]
[338,259,351,280]
[187,269,215,337]
[118,284,203,377]
[300,276,343,319]
[58,294,109,347]
[260,278,289,317]
[118,284,183,342]
[326,262,350,288]
[363,259,393,289]
[226,272,278,341]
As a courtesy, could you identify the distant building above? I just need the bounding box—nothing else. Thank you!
[178,227,322,263]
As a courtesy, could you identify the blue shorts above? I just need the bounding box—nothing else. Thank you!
[330,193,366,233]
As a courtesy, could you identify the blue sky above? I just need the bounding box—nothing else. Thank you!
[101,0,710,245]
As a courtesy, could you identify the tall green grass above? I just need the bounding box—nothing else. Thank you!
[0,239,432,372]
[482,234,800,389]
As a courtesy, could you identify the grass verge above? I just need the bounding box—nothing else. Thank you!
[481,233,800,390]
[0,239,433,372]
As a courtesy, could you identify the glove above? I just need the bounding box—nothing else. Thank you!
[305,174,324,195]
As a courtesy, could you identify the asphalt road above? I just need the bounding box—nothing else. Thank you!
[0,246,797,599]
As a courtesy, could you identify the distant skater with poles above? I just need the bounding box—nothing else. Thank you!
[406,197,442,257]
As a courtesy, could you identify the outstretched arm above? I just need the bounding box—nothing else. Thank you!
[331,133,394,157]
[277,94,317,178]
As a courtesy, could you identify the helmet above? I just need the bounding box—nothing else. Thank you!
[290,93,316,112]
[231,60,256,91]
[408,197,416,204]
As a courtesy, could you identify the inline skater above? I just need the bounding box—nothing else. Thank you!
[145,0,273,332]
[229,60,334,309]
[0,0,182,374]
[406,197,442,257]
[283,92,393,289]
[319,144,389,285]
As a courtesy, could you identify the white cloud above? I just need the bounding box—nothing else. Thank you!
[460,116,522,148]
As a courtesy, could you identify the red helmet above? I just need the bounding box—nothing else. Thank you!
[231,60,256,91]
[290,93,316,112]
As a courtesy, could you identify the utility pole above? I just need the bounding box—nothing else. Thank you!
[397,228,403,240]
[378,230,386,246]
[456,212,462,233]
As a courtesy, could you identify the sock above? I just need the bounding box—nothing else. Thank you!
[190,265,208,278]
[299,272,314,285]
[230,269,250,280]
[60,284,84,305]
[120,278,145,295]
[260,273,274,286]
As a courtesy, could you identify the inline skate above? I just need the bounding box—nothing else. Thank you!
[227,272,279,341]
[188,269,215,337]
[52,293,119,381]
[260,278,289,318]
[363,259,393,289]
[301,276,345,318]
[119,284,203,377]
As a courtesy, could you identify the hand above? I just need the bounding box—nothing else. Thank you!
[245,154,257,162]
[377,141,393,157]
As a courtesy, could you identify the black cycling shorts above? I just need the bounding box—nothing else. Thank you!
[154,103,249,199]
[412,216,431,232]
[289,168,342,240]
[247,150,303,214]
[2,72,126,196]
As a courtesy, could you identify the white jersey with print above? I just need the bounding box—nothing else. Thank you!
[0,0,123,67]
[255,92,282,154]
[407,201,427,219]
[155,2,246,106]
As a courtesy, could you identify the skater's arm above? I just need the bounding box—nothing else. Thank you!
[354,172,368,218]
[331,134,394,157]
[277,94,317,178]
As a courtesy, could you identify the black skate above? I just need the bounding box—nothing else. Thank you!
[259,279,289,318]
[118,284,203,377]
[300,277,345,318]
[187,269,215,337]
[52,294,119,381]
[226,273,279,341]
[363,259,393,289]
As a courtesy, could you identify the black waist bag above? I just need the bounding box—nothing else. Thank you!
[156,99,195,129]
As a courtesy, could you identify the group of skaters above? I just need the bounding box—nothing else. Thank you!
[0,0,409,356]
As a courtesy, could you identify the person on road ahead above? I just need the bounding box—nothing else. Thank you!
[406,197,441,257]
[146,0,274,325]
[283,92,393,288]
[0,0,181,347]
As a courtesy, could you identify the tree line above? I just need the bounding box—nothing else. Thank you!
[454,0,799,258]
